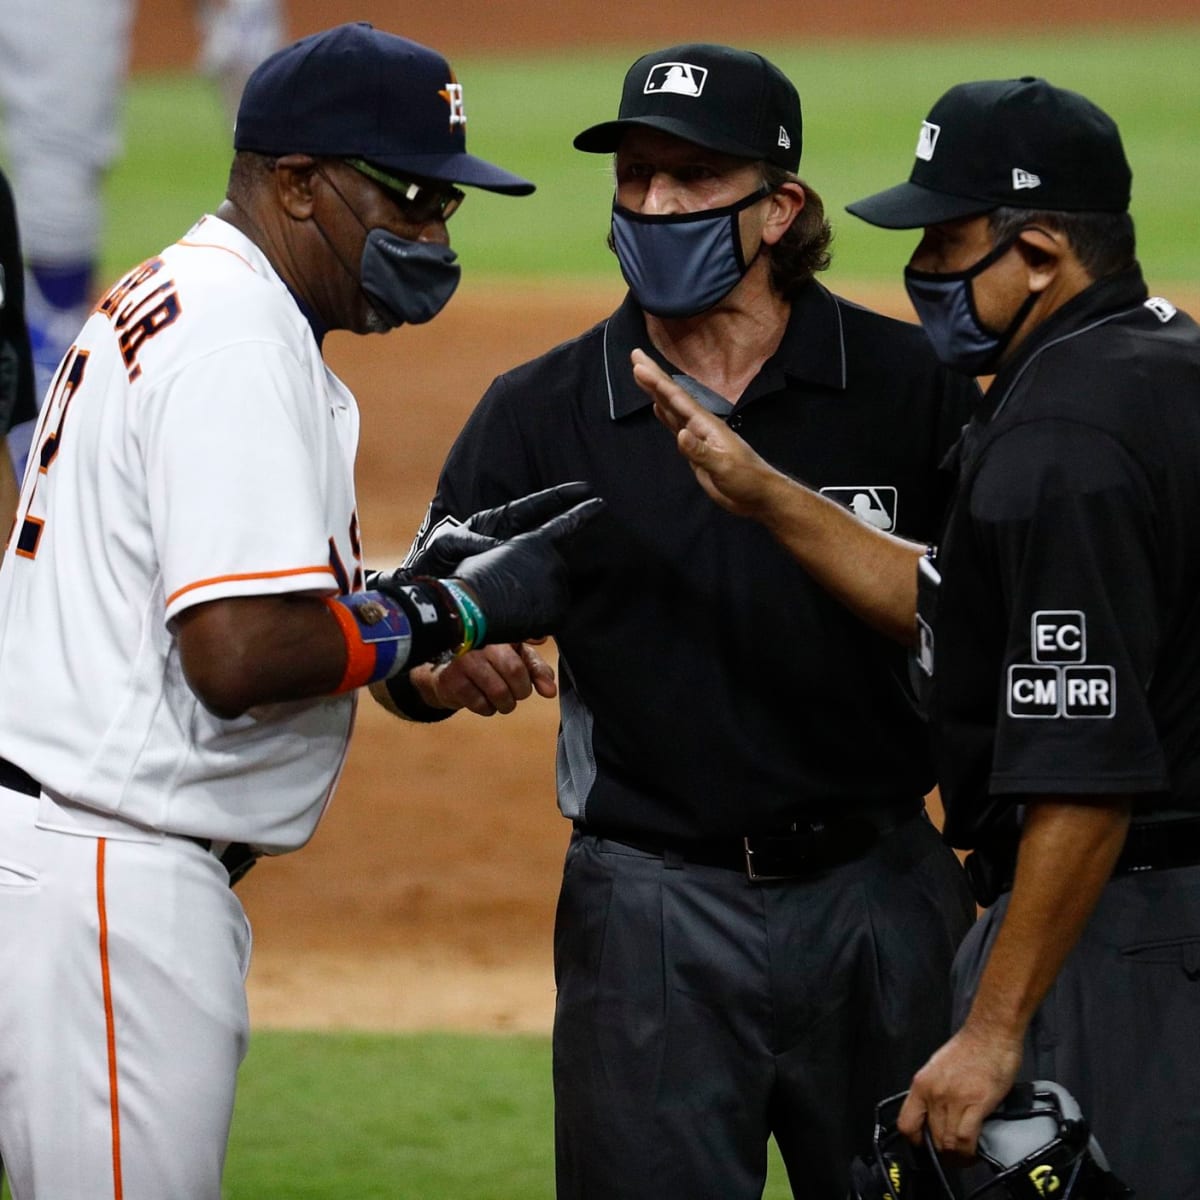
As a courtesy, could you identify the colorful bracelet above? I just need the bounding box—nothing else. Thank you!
[323,591,413,693]
[439,579,488,656]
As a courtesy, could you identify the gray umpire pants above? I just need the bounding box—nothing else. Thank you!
[552,812,976,1200]
[952,863,1200,1200]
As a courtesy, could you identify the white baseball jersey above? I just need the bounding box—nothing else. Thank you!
[0,214,362,852]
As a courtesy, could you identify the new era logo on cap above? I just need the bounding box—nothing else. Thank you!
[916,121,940,161]
[778,125,791,149]
[1012,167,1041,190]
[645,62,708,97]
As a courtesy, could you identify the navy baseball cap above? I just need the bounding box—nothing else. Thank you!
[846,77,1130,229]
[573,43,801,172]
[234,23,534,195]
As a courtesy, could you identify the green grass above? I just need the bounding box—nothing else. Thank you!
[223,1030,794,1199]
[96,23,1200,293]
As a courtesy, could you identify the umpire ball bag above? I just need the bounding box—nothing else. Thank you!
[847,1081,1132,1200]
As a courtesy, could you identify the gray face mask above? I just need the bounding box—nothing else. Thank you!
[359,230,461,327]
[903,234,1035,374]
[611,185,770,318]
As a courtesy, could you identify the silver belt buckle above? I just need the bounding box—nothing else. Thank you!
[743,836,789,882]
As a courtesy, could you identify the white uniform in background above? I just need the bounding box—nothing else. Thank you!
[0,0,284,458]
[0,213,360,1198]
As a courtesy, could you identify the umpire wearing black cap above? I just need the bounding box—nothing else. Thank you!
[847,77,1200,1199]
[399,42,978,1200]
[634,75,1200,1200]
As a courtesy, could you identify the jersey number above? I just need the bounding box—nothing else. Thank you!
[12,349,90,559]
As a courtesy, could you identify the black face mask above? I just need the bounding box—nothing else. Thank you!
[610,185,770,318]
[359,230,460,327]
[315,167,462,329]
[903,235,1036,374]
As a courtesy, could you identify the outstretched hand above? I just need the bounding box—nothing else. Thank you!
[402,481,595,579]
[631,348,787,519]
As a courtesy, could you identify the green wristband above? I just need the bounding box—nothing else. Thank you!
[440,579,489,654]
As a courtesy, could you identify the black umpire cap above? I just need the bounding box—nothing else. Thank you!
[233,22,535,195]
[847,76,1131,229]
[573,43,802,172]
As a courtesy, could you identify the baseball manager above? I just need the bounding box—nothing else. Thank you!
[0,23,598,1200]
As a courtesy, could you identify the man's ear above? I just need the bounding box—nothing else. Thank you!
[762,181,806,246]
[1014,225,1067,294]
[272,154,319,219]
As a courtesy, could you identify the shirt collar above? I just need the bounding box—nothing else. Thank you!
[986,265,1149,414]
[178,215,329,347]
[602,280,849,420]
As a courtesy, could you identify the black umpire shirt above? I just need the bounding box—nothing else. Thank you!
[0,167,37,435]
[416,282,976,840]
[924,267,1200,849]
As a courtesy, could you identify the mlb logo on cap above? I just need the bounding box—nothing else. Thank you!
[644,62,708,97]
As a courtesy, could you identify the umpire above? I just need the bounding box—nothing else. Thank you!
[399,43,977,1200]
[640,76,1200,1199]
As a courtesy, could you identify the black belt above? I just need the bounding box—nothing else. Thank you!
[579,800,921,882]
[187,838,261,888]
[0,757,39,797]
[964,816,1200,907]
[0,756,259,888]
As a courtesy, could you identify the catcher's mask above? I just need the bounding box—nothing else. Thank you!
[847,1082,1132,1200]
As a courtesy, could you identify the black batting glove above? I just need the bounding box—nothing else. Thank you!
[401,481,596,580]
[448,496,604,645]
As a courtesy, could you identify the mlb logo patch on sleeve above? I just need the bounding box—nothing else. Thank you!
[820,485,897,532]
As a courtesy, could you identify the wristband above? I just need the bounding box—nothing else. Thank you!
[323,591,413,694]
[440,579,488,655]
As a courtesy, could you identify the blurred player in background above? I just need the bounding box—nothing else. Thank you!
[0,165,36,520]
[0,0,284,469]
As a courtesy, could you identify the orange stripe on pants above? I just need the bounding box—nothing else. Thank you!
[96,839,123,1199]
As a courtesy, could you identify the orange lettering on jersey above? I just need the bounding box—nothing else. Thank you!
[97,257,166,317]
[118,292,182,382]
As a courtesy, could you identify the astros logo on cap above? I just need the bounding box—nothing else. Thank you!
[644,62,708,97]
[439,77,466,128]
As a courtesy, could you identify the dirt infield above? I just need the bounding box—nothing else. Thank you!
[134,0,1197,68]
[130,3,1198,1033]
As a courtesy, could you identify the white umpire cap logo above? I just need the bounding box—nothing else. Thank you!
[644,62,708,97]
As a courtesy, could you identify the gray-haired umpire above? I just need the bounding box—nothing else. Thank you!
[845,77,1200,1197]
